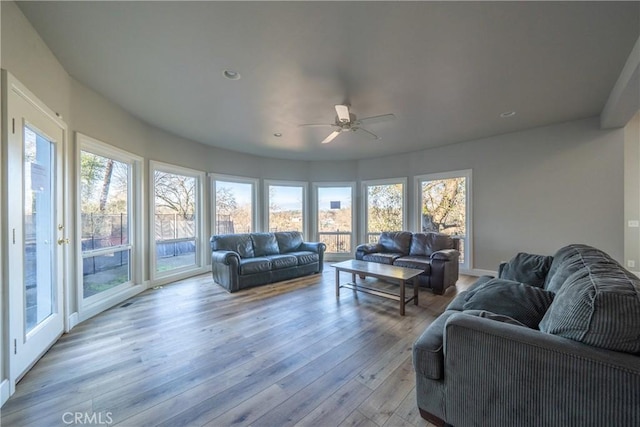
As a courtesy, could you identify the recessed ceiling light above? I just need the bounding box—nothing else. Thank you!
[500,111,516,118]
[223,70,241,80]
[273,132,282,137]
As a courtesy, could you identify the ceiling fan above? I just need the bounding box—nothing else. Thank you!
[300,104,395,144]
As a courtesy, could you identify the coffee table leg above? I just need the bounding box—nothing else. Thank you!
[400,279,405,316]
[414,277,419,305]
[335,268,340,297]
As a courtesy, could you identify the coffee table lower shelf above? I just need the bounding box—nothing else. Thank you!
[333,260,423,316]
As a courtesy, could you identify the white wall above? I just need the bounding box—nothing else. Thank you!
[624,111,640,274]
[357,118,625,269]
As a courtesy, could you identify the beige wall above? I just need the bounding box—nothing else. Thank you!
[624,111,640,273]
[1,0,629,277]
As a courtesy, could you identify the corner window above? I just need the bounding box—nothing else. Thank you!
[265,180,307,234]
[362,179,406,243]
[314,183,355,256]
[151,162,204,278]
[211,175,257,234]
[77,133,143,311]
[416,170,472,270]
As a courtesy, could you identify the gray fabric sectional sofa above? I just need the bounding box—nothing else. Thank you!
[355,231,460,294]
[210,231,326,292]
[412,244,640,427]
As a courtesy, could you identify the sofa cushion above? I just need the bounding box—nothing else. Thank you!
[539,258,640,354]
[239,257,272,275]
[544,244,599,293]
[447,275,494,311]
[393,256,431,274]
[499,252,553,288]
[275,231,304,253]
[210,233,255,258]
[410,232,455,256]
[379,231,412,255]
[362,253,403,265]
[265,254,298,270]
[288,250,319,265]
[251,233,280,256]
[463,279,555,329]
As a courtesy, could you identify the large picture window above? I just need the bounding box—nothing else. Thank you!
[416,170,472,270]
[151,162,204,277]
[315,184,355,256]
[362,179,406,243]
[212,176,257,234]
[265,181,307,234]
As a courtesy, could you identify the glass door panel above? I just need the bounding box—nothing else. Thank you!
[24,127,55,334]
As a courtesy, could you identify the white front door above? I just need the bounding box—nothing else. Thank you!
[5,73,67,386]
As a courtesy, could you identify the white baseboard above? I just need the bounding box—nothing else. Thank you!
[149,267,209,288]
[78,284,146,324]
[66,312,79,332]
[0,379,10,407]
[632,270,640,279]
[461,268,497,277]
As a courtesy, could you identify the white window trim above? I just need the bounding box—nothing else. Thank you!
[414,169,473,272]
[209,173,259,235]
[150,160,207,283]
[361,177,407,243]
[264,179,309,237]
[76,132,145,322]
[312,182,356,260]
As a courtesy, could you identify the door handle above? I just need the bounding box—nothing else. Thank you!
[57,238,69,245]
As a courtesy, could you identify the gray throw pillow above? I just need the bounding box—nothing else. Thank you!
[463,279,555,329]
[499,252,553,288]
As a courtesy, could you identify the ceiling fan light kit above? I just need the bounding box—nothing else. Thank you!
[300,104,395,144]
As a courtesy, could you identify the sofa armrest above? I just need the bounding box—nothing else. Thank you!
[299,241,326,254]
[443,313,640,427]
[211,250,241,292]
[211,250,240,265]
[299,241,327,271]
[355,243,382,260]
[430,248,459,261]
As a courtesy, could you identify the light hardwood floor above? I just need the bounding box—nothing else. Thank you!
[1,266,476,427]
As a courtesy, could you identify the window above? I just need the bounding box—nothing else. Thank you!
[416,170,472,270]
[315,183,355,255]
[362,179,406,243]
[78,134,142,308]
[151,162,204,277]
[265,181,307,234]
[212,175,257,234]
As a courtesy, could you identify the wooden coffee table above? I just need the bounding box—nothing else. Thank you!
[333,259,423,315]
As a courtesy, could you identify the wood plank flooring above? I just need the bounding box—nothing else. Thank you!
[1,266,476,427]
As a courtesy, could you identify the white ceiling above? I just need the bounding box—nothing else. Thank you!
[17,1,640,161]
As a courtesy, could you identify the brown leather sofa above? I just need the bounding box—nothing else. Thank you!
[355,231,460,294]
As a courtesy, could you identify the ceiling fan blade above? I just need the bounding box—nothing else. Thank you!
[357,127,381,140]
[321,130,342,144]
[357,113,396,125]
[335,105,351,123]
[298,123,335,128]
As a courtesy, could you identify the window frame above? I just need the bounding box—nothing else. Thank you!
[210,173,259,235]
[414,169,473,271]
[150,160,206,282]
[361,178,407,243]
[76,133,144,320]
[264,180,308,236]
